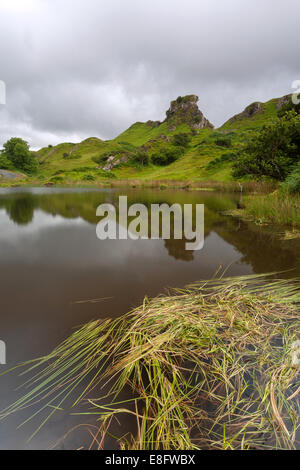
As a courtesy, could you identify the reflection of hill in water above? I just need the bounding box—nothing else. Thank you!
[1,189,299,273]
[214,218,300,277]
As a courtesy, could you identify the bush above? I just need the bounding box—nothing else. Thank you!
[92,154,109,165]
[206,152,235,170]
[82,173,96,181]
[132,151,149,166]
[282,162,300,193]
[50,175,64,183]
[172,133,191,147]
[232,111,300,181]
[215,137,232,148]
[151,147,183,166]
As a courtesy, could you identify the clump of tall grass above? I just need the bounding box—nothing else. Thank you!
[1,274,300,450]
[245,191,300,227]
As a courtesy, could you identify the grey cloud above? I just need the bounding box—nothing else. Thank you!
[0,0,299,148]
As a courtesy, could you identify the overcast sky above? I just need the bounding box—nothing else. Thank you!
[0,0,299,149]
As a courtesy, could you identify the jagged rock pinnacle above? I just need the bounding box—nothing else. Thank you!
[165,95,214,131]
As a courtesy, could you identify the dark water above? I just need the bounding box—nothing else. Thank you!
[0,187,299,449]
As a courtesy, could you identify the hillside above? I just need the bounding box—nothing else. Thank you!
[3,93,292,185]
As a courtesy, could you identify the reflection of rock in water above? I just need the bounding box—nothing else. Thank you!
[164,238,194,262]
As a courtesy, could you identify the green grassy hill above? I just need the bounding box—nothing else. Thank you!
[24,93,291,186]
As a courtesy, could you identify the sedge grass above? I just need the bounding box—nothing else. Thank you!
[1,274,300,450]
[244,192,300,228]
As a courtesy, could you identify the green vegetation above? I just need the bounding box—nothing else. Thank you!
[151,146,184,166]
[233,111,300,181]
[132,150,150,166]
[242,192,300,228]
[1,137,38,174]
[0,93,297,187]
[172,132,192,147]
[221,98,279,132]
[1,275,300,449]
[278,94,300,118]
[283,162,300,193]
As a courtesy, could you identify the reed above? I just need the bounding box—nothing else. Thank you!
[244,192,300,227]
[1,274,300,450]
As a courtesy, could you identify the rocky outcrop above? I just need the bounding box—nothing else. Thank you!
[146,120,160,127]
[0,169,25,180]
[276,94,292,110]
[164,95,214,131]
[102,154,129,171]
[227,101,264,125]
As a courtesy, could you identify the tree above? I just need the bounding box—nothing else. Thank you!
[133,150,149,166]
[232,111,300,181]
[0,154,11,169]
[1,137,38,174]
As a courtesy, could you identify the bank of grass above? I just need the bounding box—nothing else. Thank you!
[0,175,276,194]
[244,192,300,228]
[1,274,300,450]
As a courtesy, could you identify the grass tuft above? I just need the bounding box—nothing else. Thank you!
[1,274,300,450]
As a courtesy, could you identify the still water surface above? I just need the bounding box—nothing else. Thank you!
[0,187,299,449]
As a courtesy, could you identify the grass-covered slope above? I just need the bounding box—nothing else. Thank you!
[220,97,280,131]
[18,93,288,186]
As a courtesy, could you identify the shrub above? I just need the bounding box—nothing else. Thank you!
[232,111,300,181]
[132,151,149,166]
[82,173,96,181]
[50,175,64,183]
[92,154,109,165]
[206,152,235,170]
[172,133,191,147]
[151,147,183,166]
[215,136,232,148]
[282,162,300,193]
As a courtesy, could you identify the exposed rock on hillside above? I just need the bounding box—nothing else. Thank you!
[146,120,160,127]
[276,94,292,110]
[102,154,129,171]
[165,95,214,131]
[0,170,26,180]
[226,101,264,125]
